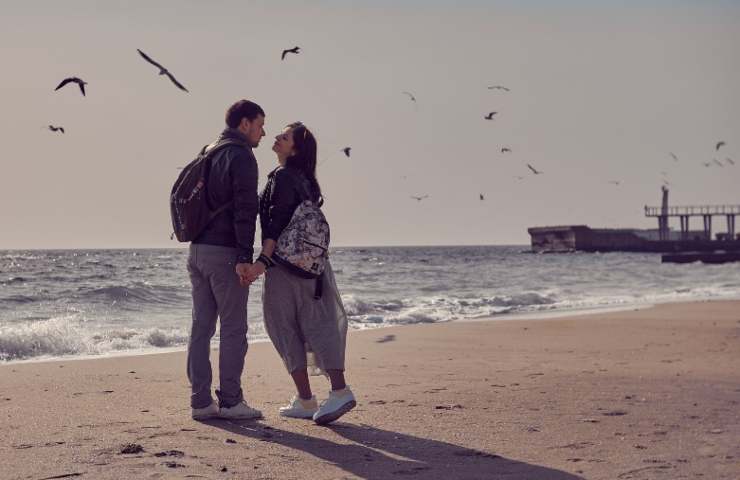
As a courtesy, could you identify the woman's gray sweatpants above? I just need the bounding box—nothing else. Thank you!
[262,261,348,374]
[186,244,249,409]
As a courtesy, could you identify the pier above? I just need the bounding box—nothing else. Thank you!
[644,186,740,241]
[528,188,740,255]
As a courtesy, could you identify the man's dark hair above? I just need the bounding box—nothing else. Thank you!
[225,100,265,128]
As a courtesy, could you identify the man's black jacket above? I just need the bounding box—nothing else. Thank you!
[193,128,259,264]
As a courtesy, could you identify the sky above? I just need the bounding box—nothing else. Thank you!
[1,0,738,248]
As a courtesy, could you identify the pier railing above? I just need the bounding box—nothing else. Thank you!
[644,205,740,217]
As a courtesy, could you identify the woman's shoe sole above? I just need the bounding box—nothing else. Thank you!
[314,400,357,425]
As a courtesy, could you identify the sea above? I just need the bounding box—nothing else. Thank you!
[1,246,739,363]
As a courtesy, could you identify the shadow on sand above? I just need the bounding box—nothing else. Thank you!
[206,420,584,480]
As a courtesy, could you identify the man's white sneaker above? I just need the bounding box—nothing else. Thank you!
[218,400,263,420]
[192,400,219,420]
[279,395,318,419]
[313,387,356,425]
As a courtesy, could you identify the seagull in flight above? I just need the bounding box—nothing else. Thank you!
[402,91,417,103]
[608,180,621,186]
[137,49,189,92]
[410,195,429,202]
[726,157,735,166]
[281,46,300,60]
[501,147,511,153]
[54,77,87,96]
[669,152,678,162]
[702,161,712,167]
[713,158,724,167]
[715,141,726,151]
[527,163,543,175]
[47,125,65,134]
[479,193,485,200]
[488,85,510,92]
[341,147,351,158]
[484,112,497,120]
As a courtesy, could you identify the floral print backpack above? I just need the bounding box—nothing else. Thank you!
[273,198,330,279]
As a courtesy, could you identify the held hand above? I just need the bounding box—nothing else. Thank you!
[246,262,266,283]
[235,263,252,286]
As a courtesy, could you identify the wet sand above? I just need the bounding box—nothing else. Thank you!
[1,300,738,479]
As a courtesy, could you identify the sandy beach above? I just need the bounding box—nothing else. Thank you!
[1,300,738,480]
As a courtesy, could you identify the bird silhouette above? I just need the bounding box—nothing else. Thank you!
[716,141,726,151]
[54,77,87,96]
[479,193,485,200]
[608,180,621,186]
[47,125,65,134]
[410,195,429,201]
[713,158,724,167]
[281,46,300,60]
[527,163,543,175]
[726,157,735,166]
[501,147,511,153]
[484,112,497,120]
[137,49,189,92]
[402,91,416,103]
[488,85,510,92]
[702,162,712,167]
[669,152,678,162]
[341,147,351,157]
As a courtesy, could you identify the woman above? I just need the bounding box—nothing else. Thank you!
[249,122,356,425]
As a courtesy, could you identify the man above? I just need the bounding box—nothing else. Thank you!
[187,99,265,420]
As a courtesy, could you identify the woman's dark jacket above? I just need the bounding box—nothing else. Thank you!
[259,166,320,244]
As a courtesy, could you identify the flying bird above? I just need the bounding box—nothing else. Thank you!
[702,162,712,167]
[669,152,678,162]
[410,195,429,202]
[47,125,65,134]
[527,163,543,175]
[341,147,351,157]
[484,112,497,120]
[402,91,416,103]
[488,85,510,92]
[715,141,725,151]
[608,180,621,186]
[281,46,300,60]
[726,157,735,166]
[479,193,485,201]
[713,158,724,167]
[137,49,189,92]
[501,147,511,153]
[54,77,87,96]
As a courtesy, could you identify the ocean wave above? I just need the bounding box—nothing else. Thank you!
[80,284,188,307]
[0,315,190,361]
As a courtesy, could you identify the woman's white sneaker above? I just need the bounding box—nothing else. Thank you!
[218,400,263,420]
[279,395,319,419]
[313,387,356,425]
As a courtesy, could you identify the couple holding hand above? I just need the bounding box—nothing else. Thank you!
[185,99,355,426]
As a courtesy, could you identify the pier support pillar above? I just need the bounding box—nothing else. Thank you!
[727,215,736,240]
[680,215,689,241]
[703,215,712,240]
[658,216,669,241]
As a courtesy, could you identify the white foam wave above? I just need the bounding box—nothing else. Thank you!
[0,315,190,362]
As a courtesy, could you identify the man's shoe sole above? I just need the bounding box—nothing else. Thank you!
[192,412,218,421]
[218,412,263,420]
[314,400,356,425]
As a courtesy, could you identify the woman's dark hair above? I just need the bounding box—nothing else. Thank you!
[225,99,265,128]
[285,122,323,202]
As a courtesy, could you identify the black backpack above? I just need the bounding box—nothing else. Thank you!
[169,139,244,242]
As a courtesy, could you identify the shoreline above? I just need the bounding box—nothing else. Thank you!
[3,297,739,366]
